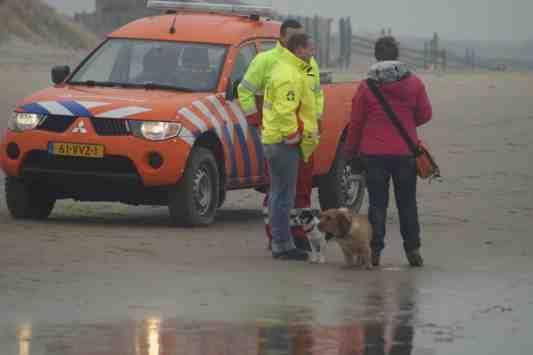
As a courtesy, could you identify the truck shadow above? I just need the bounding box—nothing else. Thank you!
[15,205,265,230]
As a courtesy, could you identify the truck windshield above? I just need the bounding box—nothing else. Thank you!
[69,39,228,92]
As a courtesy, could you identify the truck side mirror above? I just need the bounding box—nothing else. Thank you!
[320,71,332,85]
[225,78,241,101]
[51,65,71,84]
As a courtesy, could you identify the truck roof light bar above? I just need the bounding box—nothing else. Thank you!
[146,1,274,18]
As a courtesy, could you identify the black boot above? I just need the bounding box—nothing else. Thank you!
[406,249,424,267]
[371,250,381,267]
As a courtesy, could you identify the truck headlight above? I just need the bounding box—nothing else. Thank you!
[129,121,182,141]
[8,112,46,132]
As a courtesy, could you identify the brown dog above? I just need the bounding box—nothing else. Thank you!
[317,208,373,269]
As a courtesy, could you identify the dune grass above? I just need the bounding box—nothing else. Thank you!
[0,0,97,49]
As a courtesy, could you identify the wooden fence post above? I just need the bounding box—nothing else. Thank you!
[313,15,320,64]
[346,17,352,70]
[424,42,429,69]
[325,18,332,68]
[430,32,440,68]
[339,17,345,69]
[305,17,311,35]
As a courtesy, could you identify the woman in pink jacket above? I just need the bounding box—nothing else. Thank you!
[344,36,432,267]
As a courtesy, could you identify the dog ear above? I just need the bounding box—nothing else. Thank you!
[336,211,351,236]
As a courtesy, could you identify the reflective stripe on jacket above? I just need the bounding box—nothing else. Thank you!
[237,42,284,117]
[309,57,324,120]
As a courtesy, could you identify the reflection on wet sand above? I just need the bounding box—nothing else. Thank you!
[17,323,31,355]
[258,276,417,355]
[360,276,417,355]
[136,317,161,355]
[13,276,419,355]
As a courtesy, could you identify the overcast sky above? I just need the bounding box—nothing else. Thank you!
[45,0,532,41]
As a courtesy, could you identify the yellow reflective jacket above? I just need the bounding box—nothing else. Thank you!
[261,49,319,162]
[237,42,324,120]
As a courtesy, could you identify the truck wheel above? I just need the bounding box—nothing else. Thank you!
[317,151,366,212]
[169,147,220,226]
[5,177,56,220]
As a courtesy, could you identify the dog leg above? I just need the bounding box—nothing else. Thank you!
[318,238,327,264]
[355,255,363,267]
[341,251,356,269]
[362,247,373,270]
[309,240,319,263]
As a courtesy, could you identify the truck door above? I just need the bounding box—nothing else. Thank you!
[220,43,265,188]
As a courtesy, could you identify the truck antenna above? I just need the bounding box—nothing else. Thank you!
[169,12,178,34]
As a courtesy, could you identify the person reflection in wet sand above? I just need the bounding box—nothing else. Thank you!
[256,277,416,355]
[256,307,367,355]
[337,323,365,355]
[362,276,416,355]
[260,320,366,355]
[257,307,316,355]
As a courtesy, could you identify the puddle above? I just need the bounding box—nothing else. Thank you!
[2,272,532,354]
[3,281,425,355]
[6,316,420,355]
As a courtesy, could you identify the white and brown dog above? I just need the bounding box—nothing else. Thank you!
[291,209,330,263]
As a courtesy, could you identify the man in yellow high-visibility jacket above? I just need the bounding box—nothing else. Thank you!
[238,20,323,252]
[262,33,319,260]
[238,20,323,127]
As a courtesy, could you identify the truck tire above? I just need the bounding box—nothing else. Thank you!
[169,146,220,226]
[5,177,56,220]
[317,150,366,212]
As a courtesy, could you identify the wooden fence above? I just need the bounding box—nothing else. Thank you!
[73,2,499,72]
[351,31,497,71]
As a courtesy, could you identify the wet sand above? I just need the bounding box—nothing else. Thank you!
[1,48,533,354]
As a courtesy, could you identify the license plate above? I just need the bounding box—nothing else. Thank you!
[48,142,105,158]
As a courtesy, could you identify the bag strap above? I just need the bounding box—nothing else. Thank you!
[366,79,418,155]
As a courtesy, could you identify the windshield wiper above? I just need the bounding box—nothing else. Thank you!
[69,80,121,88]
[69,80,195,92]
[141,82,194,92]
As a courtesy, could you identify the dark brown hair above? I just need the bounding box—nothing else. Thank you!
[374,36,399,61]
[280,19,302,36]
[287,33,310,53]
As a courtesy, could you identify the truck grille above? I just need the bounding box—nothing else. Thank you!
[37,116,131,136]
[91,117,131,136]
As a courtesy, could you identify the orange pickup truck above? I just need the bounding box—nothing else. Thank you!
[0,1,365,226]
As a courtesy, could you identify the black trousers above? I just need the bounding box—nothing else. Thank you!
[363,155,421,254]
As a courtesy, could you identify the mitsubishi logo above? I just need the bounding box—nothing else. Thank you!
[72,120,87,134]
